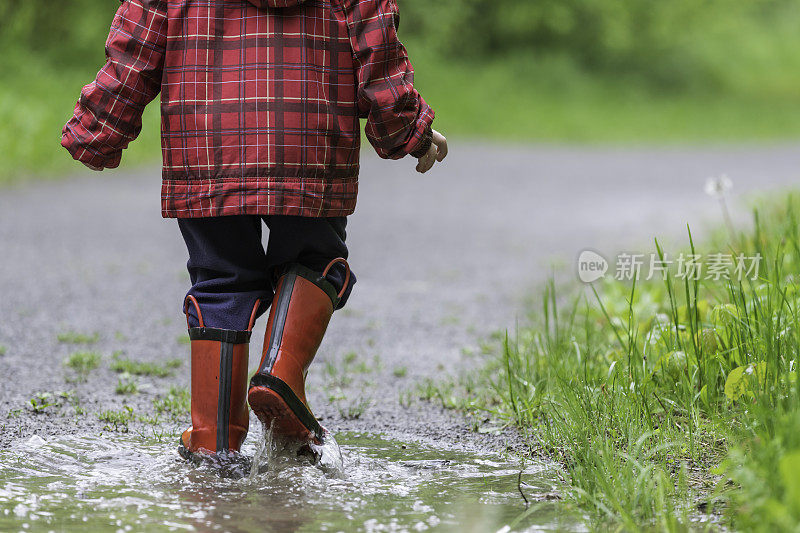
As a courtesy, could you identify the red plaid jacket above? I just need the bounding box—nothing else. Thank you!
[61,0,434,218]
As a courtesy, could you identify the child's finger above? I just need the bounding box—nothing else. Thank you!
[424,146,438,172]
[416,149,436,173]
[432,130,448,162]
[415,155,426,173]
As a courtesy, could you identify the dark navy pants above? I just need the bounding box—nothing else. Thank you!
[179,215,355,330]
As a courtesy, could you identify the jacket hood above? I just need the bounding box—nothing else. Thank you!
[247,0,306,8]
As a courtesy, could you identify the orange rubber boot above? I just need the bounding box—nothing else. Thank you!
[248,259,350,444]
[179,296,261,459]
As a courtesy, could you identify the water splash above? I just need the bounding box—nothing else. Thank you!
[186,448,252,479]
[0,421,578,531]
[309,431,345,479]
[248,419,275,481]
[247,420,346,480]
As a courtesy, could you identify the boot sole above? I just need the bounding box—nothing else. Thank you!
[178,439,195,462]
[177,438,207,464]
[248,375,324,444]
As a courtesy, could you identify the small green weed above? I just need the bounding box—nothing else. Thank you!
[57,331,99,344]
[338,397,371,420]
[63,351,101,381]
[134,425,173,443]
[98,406,135,432]
[440,315,460,326]
[323,353,382,415]
[29,392,57,414]
[398,390,414,408]
[176,334,191,345]
[115,375,138,395]
[153,386,190,419]
[414,377,478,411]
[324,361,353,389]
[110,353,181,377]
[138,414,161,426]
[392,366,408,378]
[0,345,6,356]
[326,389,346,403]
[28,391,73,414]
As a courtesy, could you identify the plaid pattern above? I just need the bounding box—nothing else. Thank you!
[61,0,434,218]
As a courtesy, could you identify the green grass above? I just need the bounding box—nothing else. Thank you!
[0,345,6,356]
[431,194,800,530]
[26,391,76,415]
[98,406,135,432]
[152,386,190,420]
[57,331,99,345]
[110,353,182,378]
[29,392,59,414]
[115,376,138,395]
[338,397,371,420]
[63,351,101,381]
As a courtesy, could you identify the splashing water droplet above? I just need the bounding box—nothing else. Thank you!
[309,432,345,479]
[249,420,276,480]
[247,421,344,479]
[24,436,46,449]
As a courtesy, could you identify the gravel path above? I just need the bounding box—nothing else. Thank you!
[1,142,799,450]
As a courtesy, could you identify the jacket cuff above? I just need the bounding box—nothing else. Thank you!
[410,125,433,159]
[406,100,435,158]
[61,128,121,170]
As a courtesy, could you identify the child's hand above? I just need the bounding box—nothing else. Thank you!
[416,129,448,174]
[83,162,103,172]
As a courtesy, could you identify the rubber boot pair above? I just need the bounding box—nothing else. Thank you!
[179,259,350,459]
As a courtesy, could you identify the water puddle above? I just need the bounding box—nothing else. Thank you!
[0,422,580,532]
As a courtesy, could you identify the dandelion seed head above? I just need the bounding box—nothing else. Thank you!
[705,174,733,198]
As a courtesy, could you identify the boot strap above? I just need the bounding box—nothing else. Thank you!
[287,263,341,308]
[188,328,252,344]
[322,258,351,301]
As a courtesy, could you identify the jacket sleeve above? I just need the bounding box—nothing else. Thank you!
[343,0,434,160]
[61,0,167,169]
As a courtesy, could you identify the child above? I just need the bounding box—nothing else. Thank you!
[61,0,447,458]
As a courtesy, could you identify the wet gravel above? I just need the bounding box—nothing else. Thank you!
[1,142,800,452]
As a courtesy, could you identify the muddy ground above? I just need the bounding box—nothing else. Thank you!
[1,143,799,452]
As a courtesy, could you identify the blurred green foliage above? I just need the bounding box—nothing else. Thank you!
[0,1,160,184]
[2,0,800,183]
[0,2,116,66]
[11,0,800,95]
[401,0,800,97]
